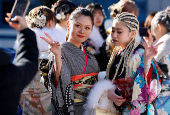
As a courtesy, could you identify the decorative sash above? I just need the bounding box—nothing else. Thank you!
[71,73,98,103]
[113,77,135,110]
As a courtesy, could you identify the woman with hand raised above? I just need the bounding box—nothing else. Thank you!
[40,7,99,115]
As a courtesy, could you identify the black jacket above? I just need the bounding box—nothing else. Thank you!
[0,28,39,115]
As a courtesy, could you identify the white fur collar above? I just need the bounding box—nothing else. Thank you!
[32,27,65,52]
[89,26,104,54]
[83,79,117,115]
[154,32,170,61]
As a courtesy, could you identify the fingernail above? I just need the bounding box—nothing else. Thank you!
[119,89,122,90]
[121,97,124,98]
[40,36,42,38]
[11,18,14,21]
[44,32,46,34]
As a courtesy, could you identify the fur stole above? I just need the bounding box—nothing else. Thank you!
[14,27,64,52]
[154,32,170,62]
[83,79,117,115]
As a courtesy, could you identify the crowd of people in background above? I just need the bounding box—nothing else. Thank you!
[1,0,170,115]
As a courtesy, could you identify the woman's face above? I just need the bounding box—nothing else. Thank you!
[111,20,134,49]
[68,15,93,44]
[93,9,104,27]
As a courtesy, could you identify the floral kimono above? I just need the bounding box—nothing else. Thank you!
[107,44,161,115]
[84,44,160,115]
[48,42,99,115]
[153,32,170,115]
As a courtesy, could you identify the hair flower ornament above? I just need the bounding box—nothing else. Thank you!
[56,13,62,20]
[28,14,47,28]
[55,4,70,21]
[56,12,65,20]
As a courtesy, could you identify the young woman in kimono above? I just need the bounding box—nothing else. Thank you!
[51,0,76,42]
[84,3,108,71]
[19,6,59,115]
[143,6,170,115]
[84,12,163,115]
[40,7,100,115]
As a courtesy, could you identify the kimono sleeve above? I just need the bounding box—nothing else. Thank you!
[130,52,161,114]
[154,53,170,115]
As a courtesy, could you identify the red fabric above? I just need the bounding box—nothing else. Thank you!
[146,65,162,85]
[82,46,87,74]
[146,65,153,85]
[54,67,58,88]
[113,78,135,98]
[71,73,98,82]
[54,65,62,88]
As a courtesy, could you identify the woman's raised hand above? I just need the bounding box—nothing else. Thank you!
[40,32,61,56]
[144,41,163,61]
[107,89,126,106]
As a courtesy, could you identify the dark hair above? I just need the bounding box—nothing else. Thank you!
[85,3,107,40]
[144,12,157,29]
[66,7,94,41]
[27,6,56,29]
[109,0,139,17]
[152,6,170,32]
[51,0,76,23]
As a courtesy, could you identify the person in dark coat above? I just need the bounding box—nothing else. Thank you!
[0,13,39,115]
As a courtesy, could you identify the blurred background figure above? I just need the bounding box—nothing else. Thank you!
[1,0,170,49]
[0,14,38,115]
[144,7,170,114]
[51,0,77,41]
[19,6,59,115]
[85,3,108,71]
[105,0,139,34]
[25,6,60,52]
[141,12,157,48]
[144,12,157,29]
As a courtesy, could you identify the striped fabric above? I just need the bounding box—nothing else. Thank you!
[48,42,100,115]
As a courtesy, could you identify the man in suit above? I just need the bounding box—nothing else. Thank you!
[0,14,39,114]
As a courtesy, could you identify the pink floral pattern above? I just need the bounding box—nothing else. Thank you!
[131,58,160,114]
[130,108,140,115]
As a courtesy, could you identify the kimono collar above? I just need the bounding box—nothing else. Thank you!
[154,32,170,61]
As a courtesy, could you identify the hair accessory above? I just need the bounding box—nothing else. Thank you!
[55,4,70,20]
[28,14,46,28]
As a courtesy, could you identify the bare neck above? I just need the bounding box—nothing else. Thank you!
[58,21,67,29]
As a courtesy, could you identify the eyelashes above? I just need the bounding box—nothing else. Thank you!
[75,24,91,30]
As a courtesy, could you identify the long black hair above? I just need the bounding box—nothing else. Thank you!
[85,3,107,40]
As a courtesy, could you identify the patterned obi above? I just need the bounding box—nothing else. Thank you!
[71,73,98,103]
[113,77,135,110]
